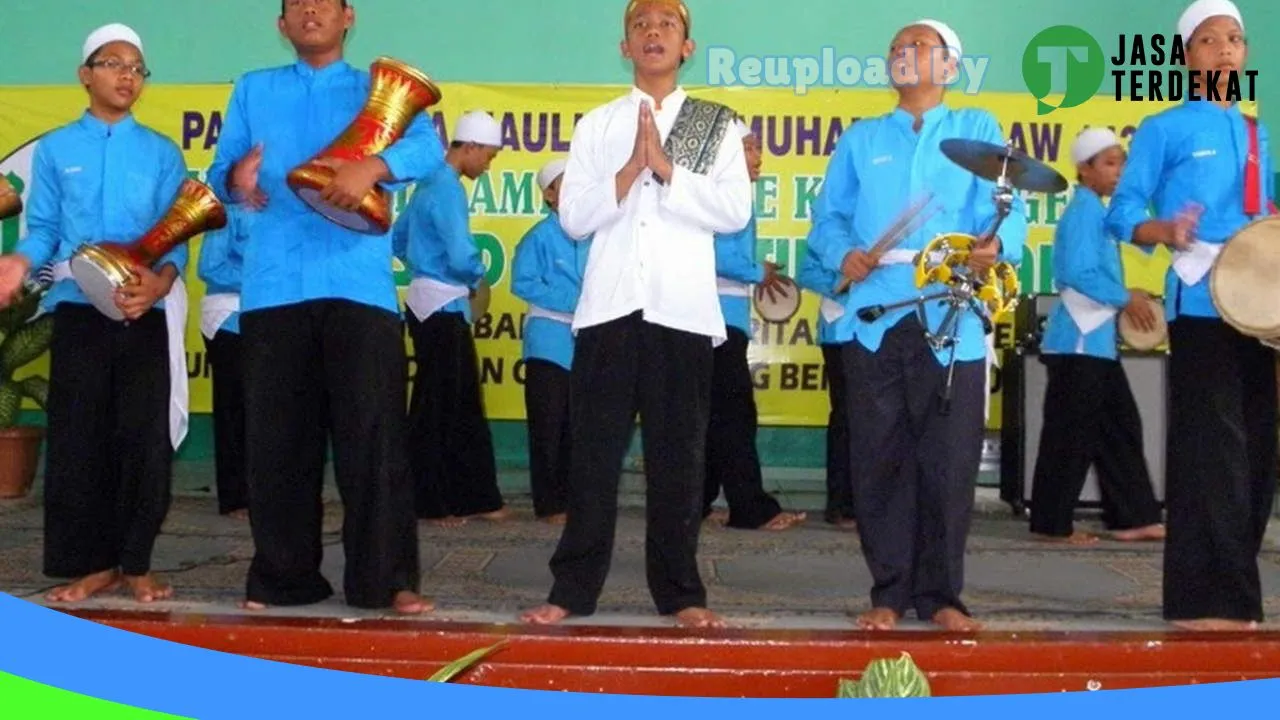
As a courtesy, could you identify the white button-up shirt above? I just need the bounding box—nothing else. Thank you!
[558,86,753,347]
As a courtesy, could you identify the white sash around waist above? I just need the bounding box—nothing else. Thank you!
[1171,241,1222,286]
[716,277,751,297]
[406,276,469,323]
[819,296,845,323]
[52,260,189,450]
[1059,287,1118,336]
[200,293,239,340]
[527,304,574,325]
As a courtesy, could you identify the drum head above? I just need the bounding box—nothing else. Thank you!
[1118,296,1167,351]
[1212,216,1280,337]
[296,187,381,236]
[754,277,800,324]
[70,254,126,322]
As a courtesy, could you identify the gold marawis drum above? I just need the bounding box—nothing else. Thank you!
[0,175,21,221]
[1210,215,1280,349]
[1118,295,1168,351]
[287,57,443,236]
[70,179,227,322]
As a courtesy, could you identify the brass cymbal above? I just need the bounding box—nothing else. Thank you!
[940,138,1069,194]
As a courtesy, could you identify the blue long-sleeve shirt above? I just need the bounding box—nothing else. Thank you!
[511,213,589,371]
[391,163,485,321]
[807,105,1028,363]
[714,214,766,335]
[1106,101,1274,321]
[1040,186,1131,360]
[205,59,446,317]
[16,111,188,313]
[197,207,252,334]
[795,241,852,346]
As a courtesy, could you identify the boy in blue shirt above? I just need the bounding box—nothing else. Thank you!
[1105,0,1274,631]
[703,119,805,531]
[393,111,509,527]
[206,0,445,615]
[808,19,1028,632]
[198,207,252,519]
[0,23,187,605]
[1030,128,1165,546]
[511,158,588,525]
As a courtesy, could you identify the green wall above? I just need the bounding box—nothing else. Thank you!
[4,0,1277,468]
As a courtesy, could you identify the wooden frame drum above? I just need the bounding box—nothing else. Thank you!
[753,277,800,324]
[1210,215,1280,349]
[1118,295,1167,351]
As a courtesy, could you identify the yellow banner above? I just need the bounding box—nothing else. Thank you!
[0,83,1177,428]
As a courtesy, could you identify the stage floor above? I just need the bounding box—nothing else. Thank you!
[4,465,1280,631]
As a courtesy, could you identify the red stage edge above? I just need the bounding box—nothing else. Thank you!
[63,610,1280,697]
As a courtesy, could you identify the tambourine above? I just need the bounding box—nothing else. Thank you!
[912,232,1020,317]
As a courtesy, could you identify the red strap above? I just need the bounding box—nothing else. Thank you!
[1244,114,1261,216]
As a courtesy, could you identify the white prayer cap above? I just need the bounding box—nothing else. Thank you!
[83,23,144,63]
[537,158,568,191]
[734,118,754,139]
[908,19,962,58]
[454,111,503,148]
[1071,127,1121,166]
[1178,0,1244,41]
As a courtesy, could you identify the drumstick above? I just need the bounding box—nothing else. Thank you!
[833,197,938,294]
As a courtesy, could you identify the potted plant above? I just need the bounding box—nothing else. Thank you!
[0,283,52,499]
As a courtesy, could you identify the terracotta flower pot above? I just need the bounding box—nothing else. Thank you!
[0,426,44,499]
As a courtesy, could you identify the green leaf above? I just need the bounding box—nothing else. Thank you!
[0,313,52,376]
[0,380,20,428]
[0,289,42,341]
[835,678,861,698]
[19,376,48,409]
[426,641,507,683]
[848,652,931,698]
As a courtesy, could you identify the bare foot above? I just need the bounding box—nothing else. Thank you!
[1112,524,1165,542]
[1032,531,1099,546]
[426,516,469,528]
[519,603,570,625]
[1171,618,1259,631]
[761,511,807,531]
[674,607,726,628]
[227,509,249,521]
[855,607,899,631]
[540,513,567,526]
[471,507,512,522]
[393,590,433,615]
[239,600,268,611]
[704,509,729,527]
[124,574,174,604]
[45,569,121,603]
[836,518,858,531]
[932,607,982,631]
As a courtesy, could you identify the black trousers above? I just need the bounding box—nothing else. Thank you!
[524,358,571,518]
[1029,354,1162,537]
[1164,317,1277,623]
[43,304,171,579]
[822,342,856,522]
[547,312,713,616]
[204,330,248,515]
[240,300,420,609]
[405,310,504,520]
[703,327,782,528]
[843,316,986,620]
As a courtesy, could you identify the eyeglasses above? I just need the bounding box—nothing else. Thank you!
[87,58,151,79]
